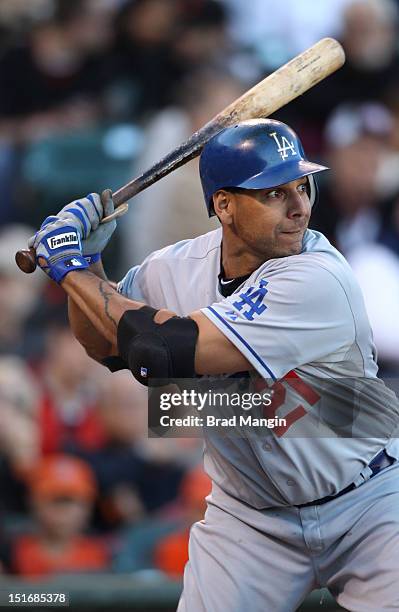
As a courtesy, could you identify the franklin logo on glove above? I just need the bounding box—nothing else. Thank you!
[47,232,79,250]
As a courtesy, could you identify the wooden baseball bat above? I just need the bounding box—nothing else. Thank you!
[16,37,345,274]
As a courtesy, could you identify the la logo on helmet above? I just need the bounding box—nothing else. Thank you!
[269,132,297,160]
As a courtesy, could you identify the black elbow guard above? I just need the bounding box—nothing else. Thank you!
[117,306,199,386]
[101,355,128,372]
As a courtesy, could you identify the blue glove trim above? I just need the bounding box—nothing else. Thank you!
[65,207,89,238]
[84,253,101,265]
[50,255,89,284]
[41,216,59,229]
[85,194,101,222]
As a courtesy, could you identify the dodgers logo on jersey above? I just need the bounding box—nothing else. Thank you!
[232,279,268,321]
[269,131,297,160]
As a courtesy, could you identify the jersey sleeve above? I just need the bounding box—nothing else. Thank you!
[201,263,355,380]
[117,265,145,301]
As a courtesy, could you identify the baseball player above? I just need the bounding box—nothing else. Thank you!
[28,119,399,611]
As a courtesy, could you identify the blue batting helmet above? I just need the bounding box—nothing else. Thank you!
[199,118,329,216]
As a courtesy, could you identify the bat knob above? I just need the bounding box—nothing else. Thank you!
[15,249,37,274]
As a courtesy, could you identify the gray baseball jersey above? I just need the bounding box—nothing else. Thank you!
[118,228,399,508]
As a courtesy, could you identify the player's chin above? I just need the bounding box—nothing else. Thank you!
[278,230,304,254]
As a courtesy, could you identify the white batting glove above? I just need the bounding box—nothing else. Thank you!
[56,190,117,264]
[81,190,117,263]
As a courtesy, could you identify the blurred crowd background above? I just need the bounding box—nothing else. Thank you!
[1,0,399,594]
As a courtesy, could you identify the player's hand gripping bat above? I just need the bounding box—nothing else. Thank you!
[16,37,345,274]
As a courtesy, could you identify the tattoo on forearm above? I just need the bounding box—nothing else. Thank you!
[99,281,118,329]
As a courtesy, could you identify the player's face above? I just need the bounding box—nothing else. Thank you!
[225,177,312,260]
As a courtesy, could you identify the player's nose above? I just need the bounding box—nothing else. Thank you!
[287,187,310,218]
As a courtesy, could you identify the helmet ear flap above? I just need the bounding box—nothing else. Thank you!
[307,174,319,208]
[209,195,216,217]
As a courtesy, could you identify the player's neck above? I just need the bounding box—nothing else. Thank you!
[221,233,266,279]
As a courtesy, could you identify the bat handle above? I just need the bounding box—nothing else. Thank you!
[15,248,37,274]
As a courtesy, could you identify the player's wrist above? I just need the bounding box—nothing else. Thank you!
[87,257,108,281]
[60,266,92,287]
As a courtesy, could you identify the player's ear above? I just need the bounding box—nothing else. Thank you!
[213,190,234,225]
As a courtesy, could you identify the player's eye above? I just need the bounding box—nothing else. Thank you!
[298,183,308,192]
[266,189,282,199]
